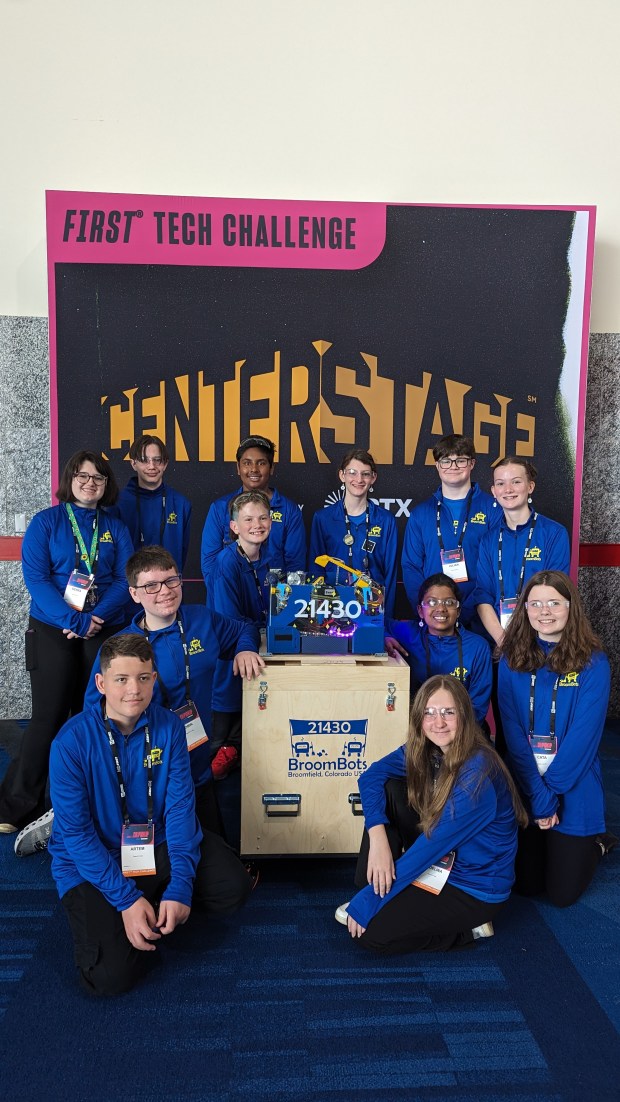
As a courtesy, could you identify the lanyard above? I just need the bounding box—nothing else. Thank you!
[528,671,560,738]
[436,487,474,552]
[135,487,167,546]
[343,502,371,570]
[65,504,100,575]
[422,628,464,682]
[142,612,191,708]
[236,544,267,621]
[498,512,538,601]
[104,715,153,825]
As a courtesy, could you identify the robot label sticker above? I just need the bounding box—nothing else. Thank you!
[288,718,368,778]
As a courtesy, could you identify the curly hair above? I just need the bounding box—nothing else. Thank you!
[498,571,602,674]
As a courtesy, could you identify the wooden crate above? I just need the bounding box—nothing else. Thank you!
[240,654,409,856]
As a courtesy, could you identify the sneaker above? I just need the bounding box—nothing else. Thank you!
[211,745,240,780]
[472,921,494,940]
[14,809,54,857]
[0,823,18,834]
[596,831,619,855]
[335,902,350,926]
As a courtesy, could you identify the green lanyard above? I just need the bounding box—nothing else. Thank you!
[65,504,100,574]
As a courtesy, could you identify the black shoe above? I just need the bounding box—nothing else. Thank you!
[596,831,619,855]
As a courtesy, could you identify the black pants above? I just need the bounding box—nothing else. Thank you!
[61,835,252,996]
[353,779,504,954]
[210,710,242,755]
[513,824,602,907]
[0,617,118,827]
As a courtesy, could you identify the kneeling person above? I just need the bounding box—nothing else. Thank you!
[49,635,252,996]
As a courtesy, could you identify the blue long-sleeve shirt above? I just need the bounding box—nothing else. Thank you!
[115,477,192,568]
[308,499,398,618]
[84,604,260,785]
[347,746,519,929]
[386,621,492,722]
[473,511,570,615]
[22,504,134,635]
[401,484,498,625]
[49,701,201,911]
[201,486,306,585]
[207,542,270,712]
[498,648,609,835]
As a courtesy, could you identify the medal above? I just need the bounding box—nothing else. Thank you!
[343,533,354,546]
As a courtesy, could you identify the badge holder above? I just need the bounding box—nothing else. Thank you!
[499,596,518,629]
[440,548,468,583]
[174,701,209,751]
[121,823,156,877]
[412,851,455,894]
[63,570,94,611]
[529,734,557,775]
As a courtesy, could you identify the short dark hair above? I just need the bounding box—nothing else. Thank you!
[129,434,169,464]
[417,572,461,607]
[339,447,377,474]
[126,546,179,588]
[56,451,119,507]
[494,456,537,482]
[236,436,276,464]
[229,490,271,520]
[99,633,154,671]
[432,435,476,462]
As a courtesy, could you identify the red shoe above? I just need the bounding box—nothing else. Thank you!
[211,745,240,780]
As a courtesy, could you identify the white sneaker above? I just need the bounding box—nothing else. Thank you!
[335,902,350,926]
[472,921,494,940]
[14,809,54,857]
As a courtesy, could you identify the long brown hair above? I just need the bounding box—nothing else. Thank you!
[499,570,602,674]
[405,676,527,835]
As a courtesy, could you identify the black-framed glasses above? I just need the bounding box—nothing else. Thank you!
[74,472,107,486]
[437,457,472,470]
[421,598,460,609]
[134,575,182,595]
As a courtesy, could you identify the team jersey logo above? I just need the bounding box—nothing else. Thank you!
[559,671,579,687]
[451,666,468,681]
[144,747,163,767]
[368,525,382,537]
[470,511,487,525]
[188,637,204,655]
[270,510,283,523]
[526,546,542,561]
[99,530,114,543]
[167,511,178,525]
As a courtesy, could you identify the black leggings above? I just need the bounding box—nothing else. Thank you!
[0,616,118,826]
[513,824,602,907]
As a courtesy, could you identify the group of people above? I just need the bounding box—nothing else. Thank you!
[0,429,613,993]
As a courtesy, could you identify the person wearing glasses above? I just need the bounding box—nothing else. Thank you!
[115,435,192,570]
[308,448,398,617]
[335,676,527,953]
[402,435,498,630]
[498,570,612,906]
[200,435,306,587]
[385,574,492,724]
[1,451,134,841]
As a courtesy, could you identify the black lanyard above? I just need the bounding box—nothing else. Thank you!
[135,487,167,546]
[142,613,191,708]
[343,502,371,570]
[236,545,267,621]
[498,512,538,601]
[104,715,153,825]
[528,670,560,738]
[422,627,464,682]
[436,487,474,553]
[65,504,100,576]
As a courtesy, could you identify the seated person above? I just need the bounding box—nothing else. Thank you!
[49,634,253,996]
[336,676,527,954]
[385,573,492,725]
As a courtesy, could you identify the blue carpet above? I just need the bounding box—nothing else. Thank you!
[0,739,619,1102]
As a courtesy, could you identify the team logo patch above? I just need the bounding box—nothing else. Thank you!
[559,671,579,687]
[526,546,542,561]
[145,747,163,767]
[188,637,204,655]
[368,525,382,537]
[270,510,283,522]
[167,511,178,525]
[99,530,114,543]
[470,511,487,524]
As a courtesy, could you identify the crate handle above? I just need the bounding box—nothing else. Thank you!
[262,793,301,817]
[348,793,363,816]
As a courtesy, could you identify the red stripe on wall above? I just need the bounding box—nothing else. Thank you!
[578,544,620,567]
[0,537,23,561]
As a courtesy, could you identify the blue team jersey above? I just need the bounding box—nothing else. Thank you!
[308,498,398,618]
[201,486,306,585]
[115,477,192,568]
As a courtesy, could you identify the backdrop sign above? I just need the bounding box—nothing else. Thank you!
[46,191,595,603]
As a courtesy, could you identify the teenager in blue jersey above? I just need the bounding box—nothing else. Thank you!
[385,574,492,724]
[335,676,527,953]
[200,435,305,586]
[401,435,498,629]
[474,458,570,647]
[0,451,133,838]
[498,571,612,907]
[207,491,272,779]
[308,448,398,617]
[115,435,192,569]
[49,634,253,996]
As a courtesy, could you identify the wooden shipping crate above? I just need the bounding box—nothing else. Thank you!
[241,654,410,856]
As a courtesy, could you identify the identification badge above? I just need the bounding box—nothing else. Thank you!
[529,734,557,775]
[63,570,94,611]
[121,822,156,877]
[361,539,376,555]
[499,596,518,629]
[440,548,468,583]
[413,850,455,894]
[174,701,209,751]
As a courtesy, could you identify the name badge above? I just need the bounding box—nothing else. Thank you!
[63,569,94,611]
[412,850,455,895]
[121,822,156,877]
[440,548,468,583]
[174,700,209,751]
[499,596,518,629]
[529,734,557,775]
